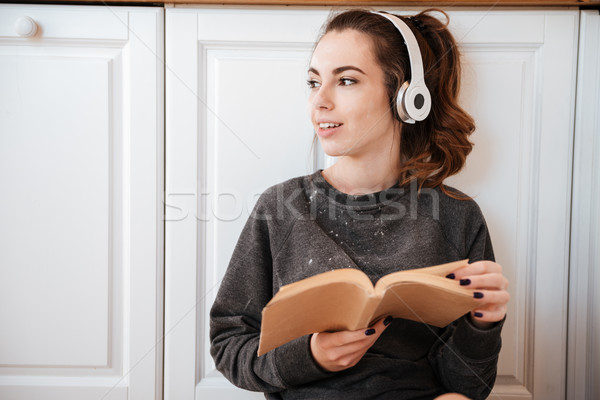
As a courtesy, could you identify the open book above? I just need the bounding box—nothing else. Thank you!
[258,259,479,356]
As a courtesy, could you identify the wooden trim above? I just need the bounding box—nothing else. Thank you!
[23,0,600,6]
[167,0,599,4]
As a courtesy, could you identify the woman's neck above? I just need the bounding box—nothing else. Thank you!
[322,153,402,196]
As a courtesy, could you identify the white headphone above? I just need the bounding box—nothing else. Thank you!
[372,11,432,124]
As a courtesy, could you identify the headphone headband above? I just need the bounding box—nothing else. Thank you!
[371,11,432,123]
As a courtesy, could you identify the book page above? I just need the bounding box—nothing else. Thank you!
[258,272,375,356]
[271,268,373,300]
[373,259,469,294]
[369,276,479,328]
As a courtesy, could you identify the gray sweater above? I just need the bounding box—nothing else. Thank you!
[210,170,503,400]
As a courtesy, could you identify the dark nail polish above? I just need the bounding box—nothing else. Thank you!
[473,292,484,299]
[365,328,376,336]
[383,316,393,326]
[474,312,484,318]
[460,279,471,286]
[446,273,455,279]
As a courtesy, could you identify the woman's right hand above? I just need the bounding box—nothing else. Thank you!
[310,316,392,372]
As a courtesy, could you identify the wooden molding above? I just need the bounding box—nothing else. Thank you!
[168,0,599,4]
[25,0,600,6]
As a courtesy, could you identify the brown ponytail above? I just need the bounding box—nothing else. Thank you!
[318,9,475,200]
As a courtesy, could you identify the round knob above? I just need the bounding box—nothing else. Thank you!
[15,16,38,38]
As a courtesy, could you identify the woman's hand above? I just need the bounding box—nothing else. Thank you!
[448,260,510,329]
[310,316,392,372]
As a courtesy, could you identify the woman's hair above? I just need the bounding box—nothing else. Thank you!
[315,9,475,200]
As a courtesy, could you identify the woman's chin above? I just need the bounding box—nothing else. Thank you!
[319,142,351,158]
[322,150,345,158]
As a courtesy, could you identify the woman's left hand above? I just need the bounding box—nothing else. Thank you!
[448,260,510,329]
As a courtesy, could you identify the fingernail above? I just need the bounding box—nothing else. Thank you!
[446,273,455,279]
[473,292,484,299]
[474,312,484,318]
[365,328,376,336]
[460,279,471,286]
[383,316,393,326]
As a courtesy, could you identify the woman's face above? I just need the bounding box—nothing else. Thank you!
[308,29,398,159]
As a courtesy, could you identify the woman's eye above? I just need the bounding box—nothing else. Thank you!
[340,78,356,86]
[306,80,321,89]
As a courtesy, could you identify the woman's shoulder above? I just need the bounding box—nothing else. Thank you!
[426,184,486,220]
[423,184,492,258]
[415,183,489,234]
[261,173,309,196]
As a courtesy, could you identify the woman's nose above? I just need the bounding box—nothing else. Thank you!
[311,86,334,110]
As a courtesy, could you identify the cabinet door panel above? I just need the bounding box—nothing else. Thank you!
[0,52,111,367]
[448,12,578,399]
[165,7,578,400]
[567,10,600,400]
[0,5,163,400]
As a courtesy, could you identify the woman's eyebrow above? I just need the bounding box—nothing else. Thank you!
[333,65,366,75]
[308,67,320,76]
[308,65,366,76]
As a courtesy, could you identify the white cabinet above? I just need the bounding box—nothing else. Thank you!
[1,3,597,400]
[164,9,320,400]
[0,4,163,399]
[164,7,579,400]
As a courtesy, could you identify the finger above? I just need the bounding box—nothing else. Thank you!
[471,304,507,323]
[370,315,394,331]
[319,327,376,347]
[334,347,371,369]
[316,314,394,356]
[341,317,391,349]
[339,315,393,344]
[329,319,393,365]
[449,261,502,279]
[310,333,370,372]
[317,329,381,362]
[317,325,381,349]
[475,302,507,313]
[471,289,511,306]
[457,273,509,290]
[333,335,379,359]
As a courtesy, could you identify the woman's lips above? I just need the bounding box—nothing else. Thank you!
[316,122,343,138]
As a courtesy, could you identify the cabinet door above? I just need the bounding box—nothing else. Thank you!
[444,10,578,399]
[164,7,578,400]
[0,4,163,400]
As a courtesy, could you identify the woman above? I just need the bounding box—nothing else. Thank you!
[210,8,509,400]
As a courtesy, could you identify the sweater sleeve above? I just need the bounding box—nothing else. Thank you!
[428,209,504,400]
[209,192,332,393]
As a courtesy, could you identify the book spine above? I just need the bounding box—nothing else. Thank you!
[354,295,382,328]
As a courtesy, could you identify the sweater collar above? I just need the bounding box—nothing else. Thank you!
[308,169,406,208]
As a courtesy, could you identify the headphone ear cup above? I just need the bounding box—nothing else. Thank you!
[404,83,431,122]
[397,81,431,124]
[396,81,412,123]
